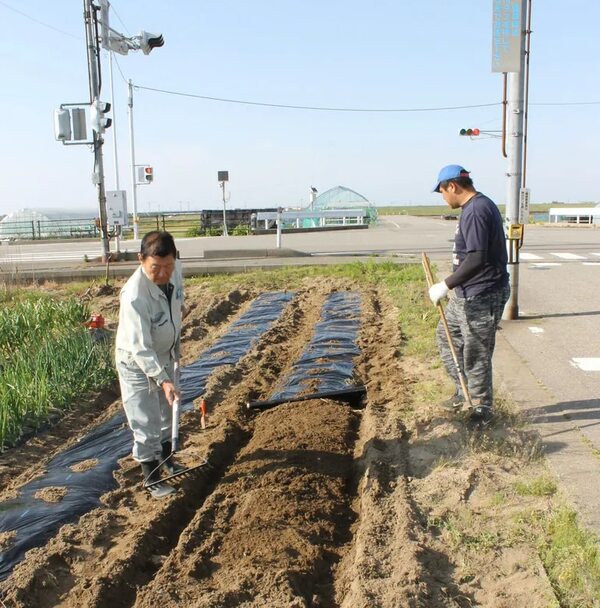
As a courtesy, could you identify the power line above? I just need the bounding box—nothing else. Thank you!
[133,84,502,113]
[0,0,80,39]
[109,1,131,36]
[112,54,128,84]
[531,100,600,106]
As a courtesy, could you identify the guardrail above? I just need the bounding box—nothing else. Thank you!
[255,209,366,230]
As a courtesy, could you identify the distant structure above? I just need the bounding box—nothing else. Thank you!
[0,208,97,239]
[303,185,378,228]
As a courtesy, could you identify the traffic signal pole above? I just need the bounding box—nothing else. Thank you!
[127,79,140,240]
[84,0,110,263]
[502,0,528,320]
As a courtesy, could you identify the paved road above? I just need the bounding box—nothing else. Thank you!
[4,215,600,266]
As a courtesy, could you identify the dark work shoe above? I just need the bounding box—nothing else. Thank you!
[440,394,465,413]
[468,405,494,428]
[141,460,176,499]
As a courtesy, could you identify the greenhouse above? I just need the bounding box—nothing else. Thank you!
[302,186,378,228]
[0,208,97,240]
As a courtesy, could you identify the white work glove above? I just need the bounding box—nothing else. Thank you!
[429,281,449,305]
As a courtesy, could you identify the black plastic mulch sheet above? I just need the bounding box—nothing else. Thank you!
[179,291,294,405]
[0,290,294,582]
[269,291,362,402]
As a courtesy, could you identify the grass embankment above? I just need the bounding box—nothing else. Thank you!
[0,291,115,449]
[377,202,597,218]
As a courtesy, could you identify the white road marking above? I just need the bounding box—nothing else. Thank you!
[571,358,600,372]
[520,252,543,260]
[528,327,544,334]
[530,263,562,268]
[0,251,100,262]
[582,262,600,266]
[591,253,600,257]
[550,252,586,260]
[382,219,401,229]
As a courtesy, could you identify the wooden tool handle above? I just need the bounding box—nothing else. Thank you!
[421,252,473,409]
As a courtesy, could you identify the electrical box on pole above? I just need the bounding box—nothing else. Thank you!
[106,190,128,227]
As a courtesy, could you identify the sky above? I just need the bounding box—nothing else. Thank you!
[0,0,599,215]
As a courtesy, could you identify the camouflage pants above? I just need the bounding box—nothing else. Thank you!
[436,284,510,408]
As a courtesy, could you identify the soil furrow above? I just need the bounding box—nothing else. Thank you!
[0,283,333,607]
[334,288,433,607]
[131,283,362,607]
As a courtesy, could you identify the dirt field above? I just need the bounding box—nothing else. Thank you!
[0,276,561,607]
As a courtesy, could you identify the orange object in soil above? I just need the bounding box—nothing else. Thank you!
[199,398,207,429]
[87,314,105,329]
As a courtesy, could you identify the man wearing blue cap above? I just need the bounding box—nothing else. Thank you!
[429,165,510,426]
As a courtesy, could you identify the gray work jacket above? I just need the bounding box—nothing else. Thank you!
[115,265,184,387]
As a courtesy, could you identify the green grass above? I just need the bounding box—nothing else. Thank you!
[0,295,115,449]
[377,202,597,217]
[514,476,557,497]
[540,507,600,607]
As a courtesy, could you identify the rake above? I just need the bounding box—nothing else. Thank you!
[145,364,212,490]
[421,252,473,409]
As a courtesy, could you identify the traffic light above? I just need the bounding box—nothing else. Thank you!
[54,109,72,141]
[138,166,154,183]
[138,31,164,55]
[459,128,480,136]
[90,99,112,133]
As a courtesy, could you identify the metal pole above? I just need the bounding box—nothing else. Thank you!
[503,0,527,320]
[84,0,110,262]
[221,182,228,236]
[108,51,119,190]
[108,49,121,251]
[276,207,282,248]
[128,79,140,240]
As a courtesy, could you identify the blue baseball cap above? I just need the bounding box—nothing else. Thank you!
[433,165,470,192]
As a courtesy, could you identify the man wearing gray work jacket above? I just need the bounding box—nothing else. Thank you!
[429,165,510,426]
[116,231,186,498]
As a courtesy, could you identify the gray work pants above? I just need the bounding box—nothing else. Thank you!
[117,356,174,463]
[436,285,510,408]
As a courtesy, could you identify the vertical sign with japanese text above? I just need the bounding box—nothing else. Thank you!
[492,0,523,72]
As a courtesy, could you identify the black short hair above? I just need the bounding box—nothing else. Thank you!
[439,176,474,190]
[140,231,177,259]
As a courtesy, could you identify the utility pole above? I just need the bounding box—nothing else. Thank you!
[84,0,110,262]
[108,51,120,190]
[492,0,529,320]
[503,0,528,320]
[128,79,140,240]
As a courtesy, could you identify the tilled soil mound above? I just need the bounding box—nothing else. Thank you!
[0,278,558,608]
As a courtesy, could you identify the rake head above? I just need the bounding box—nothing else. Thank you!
[145,457,212,490]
